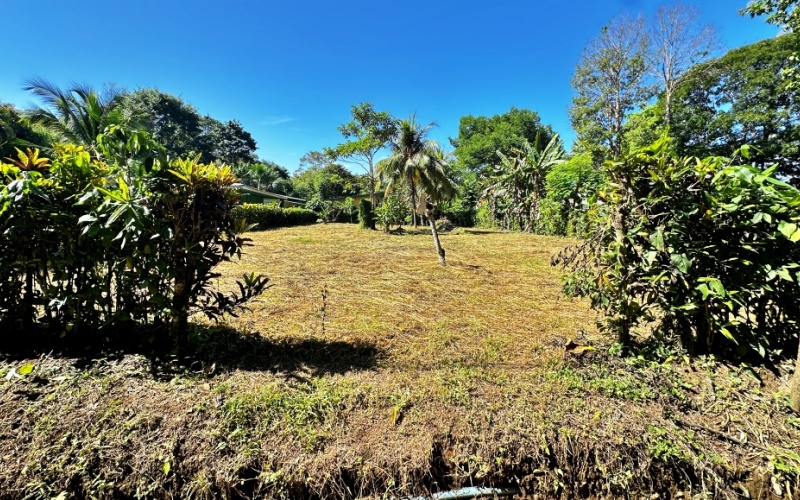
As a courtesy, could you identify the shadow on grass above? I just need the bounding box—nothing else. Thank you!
[0,322,382,379]
[185,325,382,377]
[385,227,499,237]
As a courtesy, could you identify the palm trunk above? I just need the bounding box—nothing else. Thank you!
[409,177,418,227]
[426,204,446,265]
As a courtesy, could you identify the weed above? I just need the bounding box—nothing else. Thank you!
[551,365,655,401]
[220,378,350,451]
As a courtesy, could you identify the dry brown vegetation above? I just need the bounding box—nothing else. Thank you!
[0,224,798,499]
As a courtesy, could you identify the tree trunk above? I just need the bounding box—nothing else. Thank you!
[23,270,34,329]
[369,161,376,207]
[426,203,446,265]
[791,344,800,413]
[664,91,672,129]
[611,175,632,347]
[171,257,194,355]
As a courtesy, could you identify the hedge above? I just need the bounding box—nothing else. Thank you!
[232,204,317,230]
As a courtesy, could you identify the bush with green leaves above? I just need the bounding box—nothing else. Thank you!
[232,204,317,230]
[535,153,606,237]
[358,199,375,229]
[375,195,410,232]
[556,138,800,360]
[0,141,269,350]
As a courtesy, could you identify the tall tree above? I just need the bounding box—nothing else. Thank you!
[378,116,454,226]
[451,107,555,174]
[123,89,257,165]
[24,78,127,156]
[378,115,456,263]
[570,15,652,161]
[669,33,800,179]
[324,103,396,205]
[123,88,203,159]
[648,2,718,127]
[292,156,361,201]
[199,118,257,165]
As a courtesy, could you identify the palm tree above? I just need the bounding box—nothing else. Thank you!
[378,115,455,225]
[23,78,128,156]
[378,114,457,264]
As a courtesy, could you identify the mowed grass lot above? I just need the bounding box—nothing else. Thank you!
[227,223,594,371]
[1,224,798,499]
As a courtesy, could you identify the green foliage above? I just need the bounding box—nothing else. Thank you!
[623,104,666,152]
[556,138,800,359]
[324,102,396,203]
[0,140,268,348]
[122,88,204,159]
[741,0,800,32]
[292,160,362,201]
[198,119,257,166]
[536,153,606,236]
[304,197,349,223]
[482,135,565,232]
[452,107,555,174]
[233,161,290,192]
[358,199,375,230]
[0,104,54,158]
[474,204,500,229]
[377,115,457,227]
[123,88,258,165]
[374,194,410,231]
[231,204,317,230]
[668,33,800,180]
[544,153,605,206]
[24,79,128,155]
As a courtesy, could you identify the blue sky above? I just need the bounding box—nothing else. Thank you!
[0,0,778,172]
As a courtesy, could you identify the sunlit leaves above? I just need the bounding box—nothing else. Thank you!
[557,138,800,359]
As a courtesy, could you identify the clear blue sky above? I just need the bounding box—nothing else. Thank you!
[0,0,778,172]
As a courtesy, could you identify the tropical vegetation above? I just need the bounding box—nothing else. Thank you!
[1,0,800,497]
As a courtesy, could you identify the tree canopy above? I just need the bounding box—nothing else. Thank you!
[451,108,555,174]
[379,116,456,227]
[741,0,800,31]
[23,79,128,157]
[292,159,362,201]
[123,88,257,165]
[324,102,396,205]
[570,15,652,162]
[669,33,800,178]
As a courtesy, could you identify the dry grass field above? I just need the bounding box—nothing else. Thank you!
[0,224,798,499]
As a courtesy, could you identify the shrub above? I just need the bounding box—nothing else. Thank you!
[374,196,409,232]
[556,138,800,360]
[442,202,476,228]
[0,142,269,350]
[535,198,567,236]
[232,204,317,230]
[358,199,375,229]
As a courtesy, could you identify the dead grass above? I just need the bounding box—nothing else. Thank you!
[0,223,798,499]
